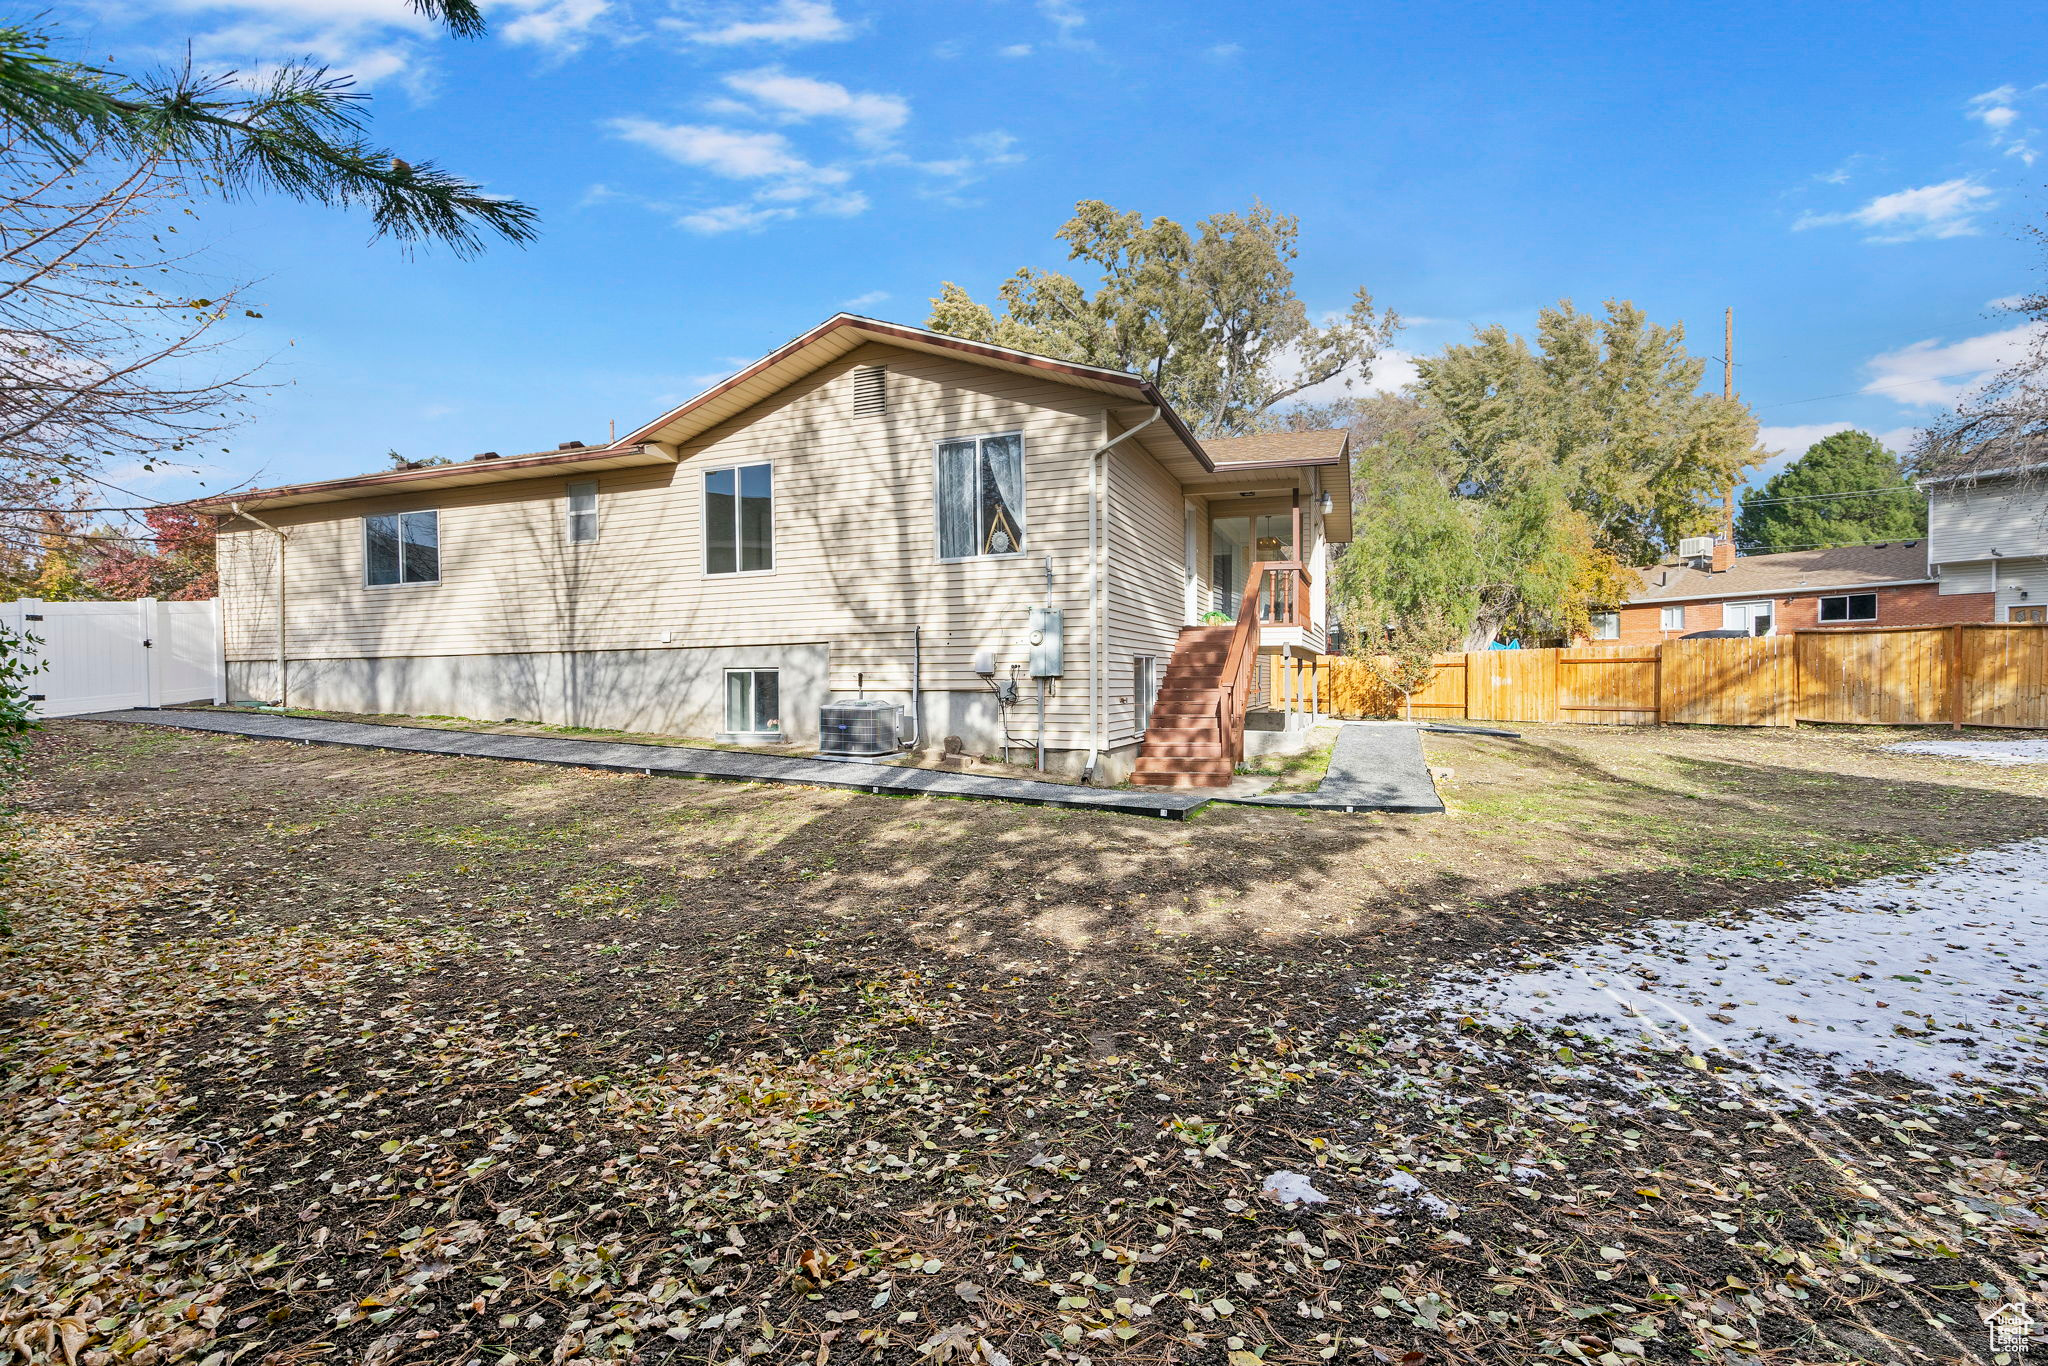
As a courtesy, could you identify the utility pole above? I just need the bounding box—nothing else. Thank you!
[1722,307,1737,549]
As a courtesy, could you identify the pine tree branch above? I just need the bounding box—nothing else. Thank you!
[0,26,536,256]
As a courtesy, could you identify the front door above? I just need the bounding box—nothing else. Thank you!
[1722,600,1775,636]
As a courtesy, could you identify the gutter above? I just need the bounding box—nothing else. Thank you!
[229,503,289,706]
[1083,407,1163,784]
[1626,576,1938,607]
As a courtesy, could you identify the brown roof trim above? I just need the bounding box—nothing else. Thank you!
[622,313,1217,473]
[191,443,652,510]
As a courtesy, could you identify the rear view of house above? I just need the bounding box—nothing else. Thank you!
[207,315,1349,784]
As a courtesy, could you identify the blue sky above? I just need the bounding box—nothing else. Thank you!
[71,0,2048,501]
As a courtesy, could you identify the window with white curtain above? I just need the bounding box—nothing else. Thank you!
[566,481,598,543]
[935,433,1024,559]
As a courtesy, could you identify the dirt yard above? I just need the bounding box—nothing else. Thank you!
[3,719,2044,1365]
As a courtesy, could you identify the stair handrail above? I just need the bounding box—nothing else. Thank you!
[1215,560,1309,762]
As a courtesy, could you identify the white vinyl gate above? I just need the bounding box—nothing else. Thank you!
[0,598,225,718]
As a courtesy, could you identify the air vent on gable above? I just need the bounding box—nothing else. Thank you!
[851,364,887,417]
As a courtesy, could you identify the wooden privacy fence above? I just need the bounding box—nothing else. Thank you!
[1268,624,2048,729]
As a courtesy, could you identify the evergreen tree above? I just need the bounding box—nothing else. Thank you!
[1735,430,1926,553]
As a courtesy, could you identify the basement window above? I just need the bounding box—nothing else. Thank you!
[725,669,781,735]
[364,510,439,586]
[1818,593,1878,623]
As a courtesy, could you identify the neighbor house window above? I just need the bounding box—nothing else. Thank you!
[1818,592,1877,623]
[1660,605,1684,631]
[566,480,598,543]
[936,433,1024,559]
[364,511,439,585]
[705,463,773,574]
[1589,611,1620,640]
[725,669,780,734]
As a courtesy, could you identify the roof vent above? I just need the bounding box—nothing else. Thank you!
[471,451,500,461]
[851,364,887,418]
[558,440,585,450]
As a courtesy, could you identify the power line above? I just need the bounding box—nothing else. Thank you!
[1739,485,1922,508]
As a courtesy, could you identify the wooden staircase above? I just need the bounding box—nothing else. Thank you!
[1131,624,1242,788]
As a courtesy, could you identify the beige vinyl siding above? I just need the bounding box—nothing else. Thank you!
[1105,439,1189,746]
[1929,478,2048,563]
[218,343,1119,747]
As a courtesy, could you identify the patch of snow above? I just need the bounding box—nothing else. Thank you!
[1261,1170,1328,1205]
[1376,1168,1459,1218]
[1888,738,2048,766]
[1419,840,2048,1104]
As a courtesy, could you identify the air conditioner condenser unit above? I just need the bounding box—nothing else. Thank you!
[818,699,902,757]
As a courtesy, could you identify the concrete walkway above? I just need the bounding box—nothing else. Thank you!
[1222,722,1445,813]
[71,709,1442,819]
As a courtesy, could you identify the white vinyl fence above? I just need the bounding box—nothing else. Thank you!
[0,598,224,718]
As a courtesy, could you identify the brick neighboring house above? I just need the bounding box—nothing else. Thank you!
[1595,540,1992,645]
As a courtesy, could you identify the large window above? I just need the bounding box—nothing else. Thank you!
[725,669,780,734]
[365,511,439,585]
[1660,605,1685,631]
[1818,592,1877,623]
[1589,611,1620,640]
[936,433,1024,559]
[705,464,773,574]
[566,480,598,543]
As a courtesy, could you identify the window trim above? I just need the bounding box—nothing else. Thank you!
[722,667,782,734]
[1817,592,1878,623]
[932,430,1028,564]
[362,509,442,588]
[1659,604,1685,632]
[565,479,599,545]
[700,459,776,578]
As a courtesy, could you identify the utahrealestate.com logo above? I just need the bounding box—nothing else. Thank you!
[1990,1301,2043,1360]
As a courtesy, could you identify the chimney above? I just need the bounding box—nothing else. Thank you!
[1711,538,1736,573]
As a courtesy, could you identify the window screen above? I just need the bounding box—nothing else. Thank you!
[567,481,598,543]
[365,511,439,585]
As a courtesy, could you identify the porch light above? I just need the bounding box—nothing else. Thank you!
[1319,490,1334,515]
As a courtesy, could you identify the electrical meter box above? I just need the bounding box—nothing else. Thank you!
[1027,607,1064,678]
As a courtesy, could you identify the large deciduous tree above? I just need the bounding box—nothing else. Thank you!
[930,200,1397,435]
[1735,430,1925,553]
[1332,300,1761,649]
[1915,230,2047,481]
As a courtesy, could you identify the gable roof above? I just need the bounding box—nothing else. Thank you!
[1626,541,1932,604]
[196,315,1354,513]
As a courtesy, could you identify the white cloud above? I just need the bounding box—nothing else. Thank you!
[720,67,908,145]
[609,118,827,180]
[998,42,1033,58]
[668,0,849,45]
[498,0,610,52]
[1862,323,2035,407]
[1967,82,2043,165]
[1757,421,1855,456]
[1039,0,1084,34]
[1794,177,1995,242]
[1205,42,1243,61]
[842,289,889,309]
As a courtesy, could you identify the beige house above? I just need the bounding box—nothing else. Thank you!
[206,315,1350,784]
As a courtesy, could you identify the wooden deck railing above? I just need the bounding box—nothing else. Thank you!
[1214,560,1311,761]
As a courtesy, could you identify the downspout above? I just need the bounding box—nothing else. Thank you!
[1082,408,1163,783]
[230,503,288,707]
[906,625,922,749]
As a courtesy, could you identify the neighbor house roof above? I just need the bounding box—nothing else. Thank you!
[196,314,1354,513]
[1626,541,1932,605]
